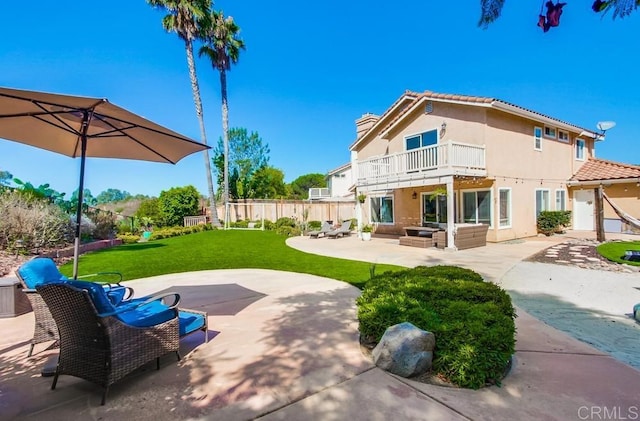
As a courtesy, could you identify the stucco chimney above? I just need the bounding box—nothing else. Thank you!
[355,113,379,139]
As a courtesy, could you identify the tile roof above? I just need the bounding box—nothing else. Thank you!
[570,158,640,182]
[358,89,594,144]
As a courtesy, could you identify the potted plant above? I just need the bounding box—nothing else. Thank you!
[357,193,367,204]
[361,224,373,241]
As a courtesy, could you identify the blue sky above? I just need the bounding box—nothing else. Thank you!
[1,1,639,198]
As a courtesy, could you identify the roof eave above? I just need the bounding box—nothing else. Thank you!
[567,178,640,187]
[349,93,419,151]
[493,102,597,137]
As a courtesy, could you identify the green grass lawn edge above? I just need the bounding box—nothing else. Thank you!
[59,230,404,288]
[596,241,640,266]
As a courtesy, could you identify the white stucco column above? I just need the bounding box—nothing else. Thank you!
[445,177,456,251]
[355,200,363,238]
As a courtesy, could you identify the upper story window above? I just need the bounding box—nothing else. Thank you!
[558,130,570,143]
[534,127,542,150]
[405,129,438,151]
[544,127,557,139]
[576,139,585,160]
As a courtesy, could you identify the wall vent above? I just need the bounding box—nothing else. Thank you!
[425,101,433,114]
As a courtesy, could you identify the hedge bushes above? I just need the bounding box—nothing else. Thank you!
[537,211,571,236]
[357,265,516,389]
[116,224,212,243]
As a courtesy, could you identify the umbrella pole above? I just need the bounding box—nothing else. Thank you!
[72,114,89,279]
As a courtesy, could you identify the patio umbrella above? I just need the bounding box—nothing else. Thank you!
[0,86,210,278]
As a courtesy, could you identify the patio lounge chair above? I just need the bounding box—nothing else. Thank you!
[36,281,183,405]
[16,257,133,357]
[327,220,352,239]
[308,221,332,238]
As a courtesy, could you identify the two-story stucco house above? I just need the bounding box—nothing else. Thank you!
[350,90,634,250]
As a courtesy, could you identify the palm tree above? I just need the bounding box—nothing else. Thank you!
[147,0,221,226]
[198,10,245,229]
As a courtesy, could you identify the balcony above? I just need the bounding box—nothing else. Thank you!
[356,140,486,189]
[308,187,331,200]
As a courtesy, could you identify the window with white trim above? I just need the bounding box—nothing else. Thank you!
[576,139,585,160]
[544,126,556,139]
[534,127,542,150]
[405,129,438,150]
[555,190,566,211]
[499,188,511,228]
[371,196,394,224]
[462,190,491,226]
[535,189,550,217]
[558,130,569,143]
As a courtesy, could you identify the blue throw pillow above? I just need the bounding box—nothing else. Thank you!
[17,258,66,289]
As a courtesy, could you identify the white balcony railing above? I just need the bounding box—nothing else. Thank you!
[308,187,331,200]
[357,140,485,184]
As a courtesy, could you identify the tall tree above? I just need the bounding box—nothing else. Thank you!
[158,185,201,226]
[147,0,221,226]
[96,188,132,204]
[251,166,288,199]
[289,173,326,200]
[212,128,269,199]
[479,0,639,28]
[198,9,245,226]
[0,170,12,187]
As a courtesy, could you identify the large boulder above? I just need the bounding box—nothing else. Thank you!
[372,322,435,377]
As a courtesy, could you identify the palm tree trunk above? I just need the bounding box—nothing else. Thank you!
[220,68,230,229]
[184,39,220,227]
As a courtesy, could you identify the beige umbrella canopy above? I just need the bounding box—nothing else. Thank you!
[0,86,210,277]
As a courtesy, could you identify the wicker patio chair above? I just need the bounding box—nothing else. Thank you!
[36,282,181,405]
[16,257,133,357]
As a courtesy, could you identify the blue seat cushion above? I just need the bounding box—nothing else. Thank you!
[116,300,176,328]
[17,258,66,289]
[179,311,206,337]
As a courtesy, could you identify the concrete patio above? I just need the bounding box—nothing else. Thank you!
[0,231,639,420]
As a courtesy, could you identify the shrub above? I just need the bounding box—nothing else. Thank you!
[357,265,516,389]
[116,233,140,244]
[88,209,117,240]
[275,217,296,229]
[135,197,161,226]
[537,211,571,236]
[275,225,301,237]
[307,220,322,230]
[231,220,249,228]
[0,190,72,251]
[261,219,275,230]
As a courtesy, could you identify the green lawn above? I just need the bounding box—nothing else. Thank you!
[596,241,640,266]
[60,230,403,288]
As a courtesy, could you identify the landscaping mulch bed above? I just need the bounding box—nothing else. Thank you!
[525,239,638,273]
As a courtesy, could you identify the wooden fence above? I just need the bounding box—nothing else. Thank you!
[186,200,356,226]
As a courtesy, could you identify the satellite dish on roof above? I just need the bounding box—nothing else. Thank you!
[596,121,616,132]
